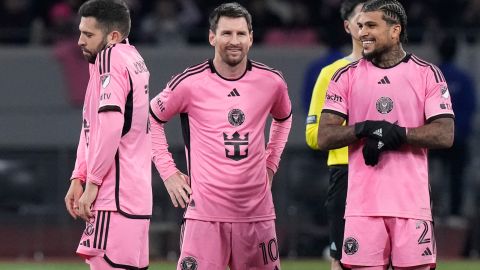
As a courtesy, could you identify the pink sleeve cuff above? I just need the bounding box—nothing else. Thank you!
[87,173,103,186]
[70,171,86,183]
[266,161,278,174]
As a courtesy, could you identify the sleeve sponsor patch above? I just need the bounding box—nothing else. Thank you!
[101,74,111,88]
[306,115,317,124]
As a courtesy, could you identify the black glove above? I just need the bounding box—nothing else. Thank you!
[362,137,385,166]
[354,120,384,138]
[355,120,406,150]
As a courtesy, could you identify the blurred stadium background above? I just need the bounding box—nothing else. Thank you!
[0,0,480,268]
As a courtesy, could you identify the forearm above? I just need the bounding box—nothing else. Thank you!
[150,115,178,180]
[317,124,357,150]
[406,118,454,149]
[266,116,292,173]
[71,127,87,182]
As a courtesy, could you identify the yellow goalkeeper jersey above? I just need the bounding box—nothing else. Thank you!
[305,58,351,166]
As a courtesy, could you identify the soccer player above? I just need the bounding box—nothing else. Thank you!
[149,2,292,270]
[306,1,366,270]
[64,0,151,269]
[317,0,454,269]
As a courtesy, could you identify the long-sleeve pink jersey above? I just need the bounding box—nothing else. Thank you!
[150,60,292,222]
[323,54,455,221]
[71,40,152,218]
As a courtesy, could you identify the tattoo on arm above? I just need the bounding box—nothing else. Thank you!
[317,113,357,150]
[407,117,454,149]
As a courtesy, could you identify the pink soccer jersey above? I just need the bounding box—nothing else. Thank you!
[71,40,152,217]
[150,60,292,222]
[323,54,454,220]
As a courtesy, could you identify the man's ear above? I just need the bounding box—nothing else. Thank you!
[344,20,351,34]
[209,29,216,46]
[108,30,123,45]
[391,24,401,41]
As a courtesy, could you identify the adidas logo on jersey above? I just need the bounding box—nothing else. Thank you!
[378,76,390,84]
[228,88,240,97]
[421,247,433,256]
[80,239,90,248]
[373,128,383,137]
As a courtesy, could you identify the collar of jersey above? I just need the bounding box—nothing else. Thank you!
[208,59,252,81]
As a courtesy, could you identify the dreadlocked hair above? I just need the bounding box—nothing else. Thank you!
[362,0,408,43]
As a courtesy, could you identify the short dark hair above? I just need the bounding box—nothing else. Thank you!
[209,2,252,33]
[362,0,408,43]
[340,0,368,21]
[78,0,131,38]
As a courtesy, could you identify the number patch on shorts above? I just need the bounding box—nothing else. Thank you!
[259,238,279,265]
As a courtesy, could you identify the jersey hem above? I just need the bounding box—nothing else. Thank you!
[185,213,276,223]
[345,212,432,221]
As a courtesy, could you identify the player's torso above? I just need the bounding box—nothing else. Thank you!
[180,61,284,221]
[347,59,427,127]
[83,45,150,151]
[185,66,279,167]
[344,58,434,219]
[83,44,152,215]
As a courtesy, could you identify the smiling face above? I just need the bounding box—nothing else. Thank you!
[357,10,401,61]
[78,16,109,64]
[209,16,253,67]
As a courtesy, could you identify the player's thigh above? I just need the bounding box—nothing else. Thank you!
[387,218,436,268]
[341,216,390,267]
[77,211,150,269]
[230,220,281,270]
[178,219,230,270]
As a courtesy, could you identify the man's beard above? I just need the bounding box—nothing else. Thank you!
[362,45,389,62]
[82,39,108,64]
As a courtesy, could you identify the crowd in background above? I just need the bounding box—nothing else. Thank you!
[0,0,479,46]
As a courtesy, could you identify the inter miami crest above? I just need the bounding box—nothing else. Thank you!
[228,109,245,127]
[83,215,95,236]
[180,256,198,270]
[376,96,393,114]
[343,237,359,255]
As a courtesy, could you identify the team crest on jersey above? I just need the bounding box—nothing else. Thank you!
[84,216,95,236]
[376,97,393,114]
[180,256,198,270]
[100,74,111,88]
[440,85,450,99]
[228,109,245,126]
[344,237,359,255]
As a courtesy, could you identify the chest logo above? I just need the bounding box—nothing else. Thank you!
[224,132,249,161]
[228,109,245,127]
[100,74,111,88]
[376,97,393,114]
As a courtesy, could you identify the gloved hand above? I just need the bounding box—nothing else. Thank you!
[362,137,385,166]
[355,120,406,150]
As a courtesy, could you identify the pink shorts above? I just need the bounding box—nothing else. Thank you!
[178,219,280,270]
[341,216,436,268]
[76,210,149,269]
